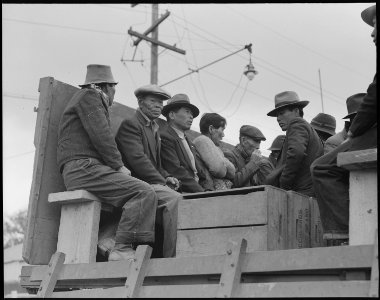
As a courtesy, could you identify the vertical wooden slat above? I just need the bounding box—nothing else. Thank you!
[369,230,378,297]
[216,239,247,298]
[36,252,65,298]
[124,245,153,298]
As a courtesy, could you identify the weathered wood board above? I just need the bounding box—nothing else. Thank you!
[309,197,326,247]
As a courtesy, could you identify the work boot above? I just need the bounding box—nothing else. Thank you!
[108,243,135,261]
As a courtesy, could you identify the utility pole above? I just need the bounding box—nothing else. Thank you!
[318,69,324,113]
[151,4,159,84]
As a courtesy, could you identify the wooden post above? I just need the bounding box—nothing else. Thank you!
[369,230,378,297]
[151,3,158,84]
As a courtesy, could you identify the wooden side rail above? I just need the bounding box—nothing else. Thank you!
[337,148,377,245]
[48,190,113,264]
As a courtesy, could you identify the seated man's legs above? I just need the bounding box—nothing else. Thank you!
[62,157,158,260]
[151,184,182,258]
[310,141,353,235]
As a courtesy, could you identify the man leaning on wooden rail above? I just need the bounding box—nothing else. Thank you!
[57,64,160,262]
[311,4,377,246]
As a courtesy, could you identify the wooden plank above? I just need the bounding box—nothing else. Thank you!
[36,252,65,297]
[124,245,153,298]
[369,230,378,297]
[178,193,267,229]
[349,169,377,245]
[338,148,377,171]
[217,239,247,298]
[309,197,326,248]
[57,201,101,264]
[177,226,268,257]
[22,244,373,287]
[48,190,101,203]
[286,191,310,249]
[266,187,287,250]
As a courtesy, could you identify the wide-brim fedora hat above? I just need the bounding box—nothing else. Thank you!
[79,64,118,87]
[134,84,171,100]
[361,5,376,27]
[267,91,309,117]
[342,93,366,119]
[162,93,200,118]
[310,113,336,136]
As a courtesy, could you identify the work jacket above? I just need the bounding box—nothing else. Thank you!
[57,88,123,172]
[115,109,170,185]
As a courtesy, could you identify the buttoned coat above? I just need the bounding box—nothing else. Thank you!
[160,126,213,192]
[115,109,169,185]
[275,117,324,197]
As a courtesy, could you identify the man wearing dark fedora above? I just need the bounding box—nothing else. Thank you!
[57,64,160,262]
[265,91,324,197]
[267,135,286,168]
[160,94,214,193]
[324,93,365,154]
[311,4,377,245]
[115,84,182,258]
[224,125,274,187]
[310,113,336,145]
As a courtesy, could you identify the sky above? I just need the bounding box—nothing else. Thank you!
[2,3,376,216]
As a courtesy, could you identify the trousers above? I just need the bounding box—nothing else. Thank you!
[62,157,180,257]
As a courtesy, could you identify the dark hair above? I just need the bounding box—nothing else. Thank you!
[286,105,304,118]
[199,113,226,135]
[166,107,181,122]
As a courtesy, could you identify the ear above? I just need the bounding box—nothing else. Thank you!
[169,111,175,120]
[208,125,214,134]
[293,107,300,116]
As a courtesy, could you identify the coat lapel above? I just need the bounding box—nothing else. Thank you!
[136,111,158,163]
[168,126,193,168]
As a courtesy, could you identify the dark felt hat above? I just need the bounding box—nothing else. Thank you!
[267,91,309,117]
[268,135,286,151]
[342,93,365,119]
[361,5,376,27]
[239,125,266,141]
[310,113,336,136]
[162,93,200,118]
[79,64,118,87]
[134,84,171,100]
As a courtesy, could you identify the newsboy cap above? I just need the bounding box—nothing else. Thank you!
[310,113,336,137]
[268,135,286,151]
[267,91,309,117]
[240,125,266,141]
[162,93,200,118]
[134,84,171,100]
[342,93,365,119]
[361,5,376,27]
[79,64,118,87]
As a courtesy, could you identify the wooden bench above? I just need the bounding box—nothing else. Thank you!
[337,148,377,245]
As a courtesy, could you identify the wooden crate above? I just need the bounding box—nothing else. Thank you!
[177,186,288,257]
[286,191,311,249]
[309,197,326,247]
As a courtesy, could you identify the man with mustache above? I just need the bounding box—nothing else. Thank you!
[160,94,214,193]
[115,84,182,258]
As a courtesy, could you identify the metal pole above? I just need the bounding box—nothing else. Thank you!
[318,69,324,113]
[151,4,159,84]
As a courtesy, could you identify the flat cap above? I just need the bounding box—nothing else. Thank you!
[240,125,266,141]
[134,84,171,100]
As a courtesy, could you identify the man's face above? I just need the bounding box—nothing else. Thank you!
[276,107,299,131]
[241,136,261,155]
[371,17,377,45]
[169,107,194,131]
[105,83,116,106]
[271,150,281,160]
[210,125,225,146]
[138,95,164,120]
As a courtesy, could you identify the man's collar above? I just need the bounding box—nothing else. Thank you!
[171,125,185,139]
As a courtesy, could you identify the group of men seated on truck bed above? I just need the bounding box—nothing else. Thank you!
[57,4,376,260]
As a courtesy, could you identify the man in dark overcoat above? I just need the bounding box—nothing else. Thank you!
[265,91,324,197]
[160,94,214,193]
[311,4,377,245]
[115,84,182,258]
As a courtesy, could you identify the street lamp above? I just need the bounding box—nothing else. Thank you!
[244,57,258,80]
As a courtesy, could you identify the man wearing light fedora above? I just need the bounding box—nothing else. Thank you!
[224,125,274,187]
[160,94,214,193]
[311,4,377,245]
[324,93,365,154]
[116,84,182,258]
[265,91,324,197]
[310,113,336,145]
[57,64,159,261]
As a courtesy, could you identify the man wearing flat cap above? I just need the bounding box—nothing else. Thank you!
[265,91,324,197]
[311,4,377,245]
[115,84,182,258]
[159,94,214,193]
[58,64,161,262]
[310,113,336,145]
[224,125,274,187]
[324,93,365,154]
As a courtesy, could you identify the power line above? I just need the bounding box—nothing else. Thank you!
[3,93,38,102]
[4,150,35,160]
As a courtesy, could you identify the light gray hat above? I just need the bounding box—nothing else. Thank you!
[134,84,171,100]
[267,91,309,117]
